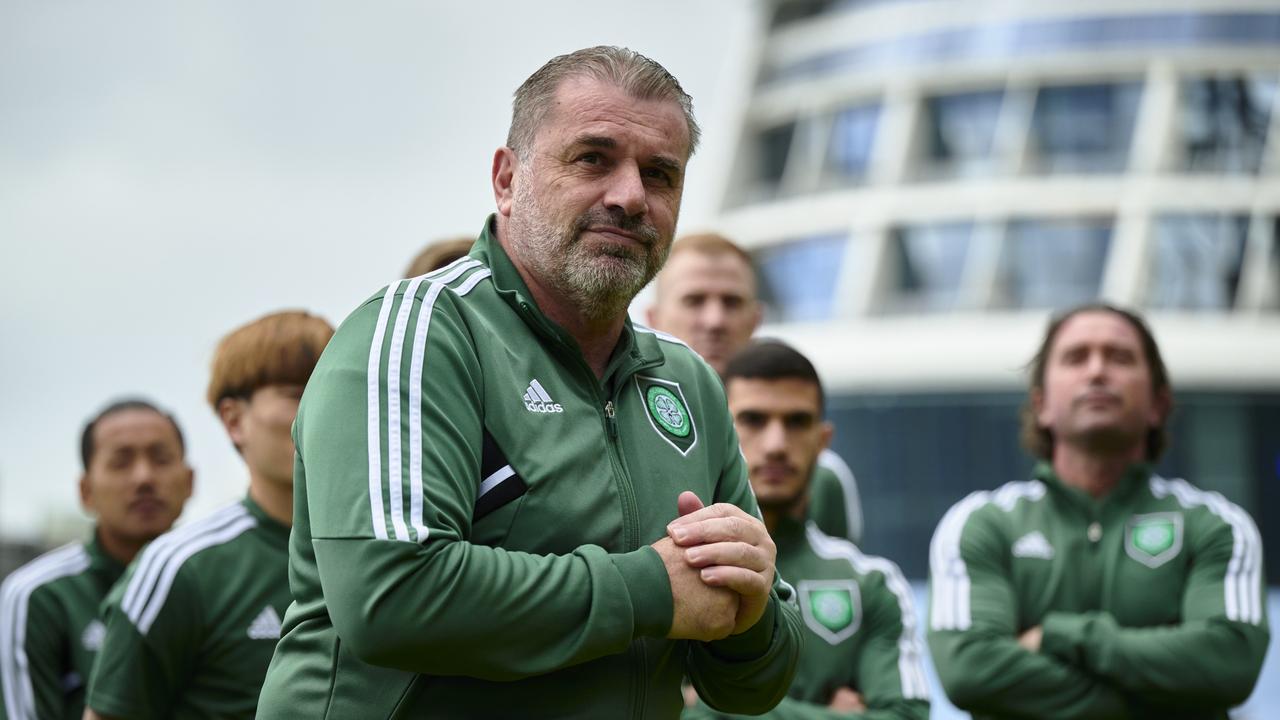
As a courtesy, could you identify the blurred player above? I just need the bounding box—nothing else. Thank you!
[647,232,864,544]
[928,303,1268,718]
[84,310,332,720]
[404,235,474,277]
[0,399,192,720]
[687,340,929,719]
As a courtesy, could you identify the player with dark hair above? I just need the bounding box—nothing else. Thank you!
[687,340,929,719]
[1,399,191,720]
[84,310,332,720]
[928,303,1268,719]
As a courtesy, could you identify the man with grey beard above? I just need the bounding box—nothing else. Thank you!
[257,46,802,719]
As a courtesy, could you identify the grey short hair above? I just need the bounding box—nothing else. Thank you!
[506,46,700,159]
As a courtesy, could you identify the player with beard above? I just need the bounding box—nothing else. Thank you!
[687,340,929,719]
[928,304,1268,719]
[257,46,801,719]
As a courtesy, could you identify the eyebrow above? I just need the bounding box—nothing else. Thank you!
[572,134,684,174]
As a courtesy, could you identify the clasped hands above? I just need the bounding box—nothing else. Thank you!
[655,490,777,642]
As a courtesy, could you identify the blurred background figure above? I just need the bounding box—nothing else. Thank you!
[709,1,1280,715]
[648,232,865,545]
[85,310,333,720]
[405,236,475,277]
[687,339,929,719]
[1,399,192,720]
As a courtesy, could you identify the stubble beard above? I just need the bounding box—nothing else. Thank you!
[509,175,669,324]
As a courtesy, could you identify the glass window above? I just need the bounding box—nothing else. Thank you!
[755,233,850,323]
[920,90,1004,178]
[826,103,880,183]
[885,223,973,312]
[751,121,796,197]
[1180,76,1277,174]
[1148,215,1248,310]
[997,218,1112,309]
[1026,82,1142,173]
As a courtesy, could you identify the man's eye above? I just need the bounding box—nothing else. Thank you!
[642,168,673,186]
[577,153,603,165]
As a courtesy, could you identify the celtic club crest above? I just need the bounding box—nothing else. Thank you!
[1125,512,1184,569]
[798,579,861,645]
[635,376,697,455]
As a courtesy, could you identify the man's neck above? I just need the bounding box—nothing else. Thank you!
[248,471,293,527]
[96,527,144,565]
[761,496,808,536]
[498,227,627,380]
[1052,442,1145,499]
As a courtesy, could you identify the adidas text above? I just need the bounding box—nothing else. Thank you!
[525,401,564,414]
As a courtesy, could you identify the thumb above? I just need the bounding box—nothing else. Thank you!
[676,490,705,518]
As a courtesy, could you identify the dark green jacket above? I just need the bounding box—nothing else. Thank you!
[928,463,1268,719]
[0,533,124,720]
[86,497,291,719]
[689,518,928,719]
[258,218,802,719]
[808,449,864,546]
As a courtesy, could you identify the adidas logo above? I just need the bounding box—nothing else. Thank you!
[522,379,563,414]
[81,620,105,652]
[247,606,282,640]
[1012,531,1055,560]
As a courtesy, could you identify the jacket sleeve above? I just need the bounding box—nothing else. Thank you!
[85,563,201,720]
[687,695,921,720]
[305,291,673,680]
[0,583,67,720]
[685,400,803,715]
[1040,505,1269,711]
[849,565,930,720]
[927,500,1131,719]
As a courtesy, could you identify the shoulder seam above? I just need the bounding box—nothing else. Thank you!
[121,505,256,635]
[1148,476,1264,624]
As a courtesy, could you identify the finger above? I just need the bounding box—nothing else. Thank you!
[699,565,771,599]
[667,502,750,529]
[684,542,770,572]
[669,515,769,547]
[676,490,705,518]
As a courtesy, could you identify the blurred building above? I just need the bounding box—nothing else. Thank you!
[716,0,1280,580]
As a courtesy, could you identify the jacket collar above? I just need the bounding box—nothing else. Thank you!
[1032,459,1152,514]
[470,215,666,384]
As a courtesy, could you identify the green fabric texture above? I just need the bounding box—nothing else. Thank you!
[85,496,291,719]
[687,518,929,720]
[927,462,1269,719]
[0,532,124,720]
[256,217,801,719]
[807,449,863,545]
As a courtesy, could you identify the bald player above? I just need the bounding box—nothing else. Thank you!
[647,233,864,544]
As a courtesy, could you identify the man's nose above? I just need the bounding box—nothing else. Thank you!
[131,459,157,487]
[761,419,788,454]
[602,162,648,218]
[698,300,728,330]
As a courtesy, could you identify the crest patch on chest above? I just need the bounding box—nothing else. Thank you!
[1125,512,1184,568]
[635,375,697,455]
[797,579,861,644]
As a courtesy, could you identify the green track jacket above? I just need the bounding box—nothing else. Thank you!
[257,218,802,719]
[928,462,1268,719]
[0,533,123,720]
[688,518,929,719]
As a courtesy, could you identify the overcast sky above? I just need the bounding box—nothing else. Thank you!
[0,1,762,541]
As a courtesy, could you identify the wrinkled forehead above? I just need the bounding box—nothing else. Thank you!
[536,76,692,158]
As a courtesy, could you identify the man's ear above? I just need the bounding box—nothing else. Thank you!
[819,421,834,451]
[1032,386,1049,427]
[218,397,247,450]
[79,473,93,512]
[492,146,518,217]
